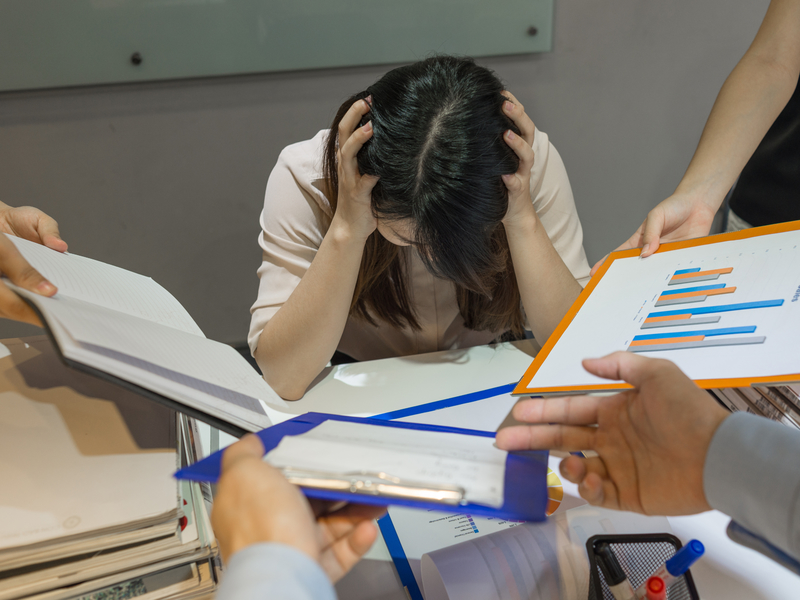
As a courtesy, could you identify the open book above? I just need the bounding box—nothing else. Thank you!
[6,235,290,436]
[514,221,800,396]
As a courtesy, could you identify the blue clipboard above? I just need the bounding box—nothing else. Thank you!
[175,412,549,522]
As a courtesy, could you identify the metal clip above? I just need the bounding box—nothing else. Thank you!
[281,468,466,505]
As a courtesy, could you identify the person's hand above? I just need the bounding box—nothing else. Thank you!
[0,203,66,326]
[330,98,380,243]
[500,92,538,228]
[590,192,718,275]
[496,352,730,516]
[211,435,385,583]
[0,203,68,253]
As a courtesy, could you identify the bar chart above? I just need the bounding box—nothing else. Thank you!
[514,223,800,395]
[630,266,784,353]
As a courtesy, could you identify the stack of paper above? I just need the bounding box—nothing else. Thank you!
[0,337,218,600]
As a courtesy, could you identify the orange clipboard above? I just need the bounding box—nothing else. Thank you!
[513,220,800,396]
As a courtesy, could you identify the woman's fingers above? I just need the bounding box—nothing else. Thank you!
[337,100,372,163]
[502,91,535,145]
[503,129,535,176]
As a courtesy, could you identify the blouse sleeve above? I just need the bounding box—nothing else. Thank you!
[248,132,332,355]
[529,128,592,288]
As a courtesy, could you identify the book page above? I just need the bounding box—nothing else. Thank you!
[265,420,507,508]
[527,229,800,390]
[6,236,202,335]
[15,291,287,429]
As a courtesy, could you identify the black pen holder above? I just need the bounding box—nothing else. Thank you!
[586,534,700,600]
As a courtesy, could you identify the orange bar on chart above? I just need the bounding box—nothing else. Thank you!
[629,335,705,347]
[671,267,733,281]
[658,287,736,302]
[644,313,692,323]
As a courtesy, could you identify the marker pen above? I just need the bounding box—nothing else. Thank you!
[643,576,666,600]
[595,542,635,600]
[634,539,704,599]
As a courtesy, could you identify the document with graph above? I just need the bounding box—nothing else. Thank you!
[514,221,800,395]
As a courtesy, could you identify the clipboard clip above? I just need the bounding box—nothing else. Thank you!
[281,468,466,505]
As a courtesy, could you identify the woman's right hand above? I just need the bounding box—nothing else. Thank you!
[331,99,380,242]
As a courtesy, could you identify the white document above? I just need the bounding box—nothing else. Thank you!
[381,455,587,597]
[0,391,177,552]
[5,236,292,432]
[265,420,507,507]
[382,455,672,600]
[525,229,800,392]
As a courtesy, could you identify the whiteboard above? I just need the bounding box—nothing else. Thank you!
[0,0,554,92]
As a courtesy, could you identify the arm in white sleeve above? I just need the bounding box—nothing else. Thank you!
[216,543,337,600]
[704,411,800,573]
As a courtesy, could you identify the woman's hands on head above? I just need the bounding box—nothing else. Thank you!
[0,203,66,326]
[331,99,380,243]
[211,435,384,582]
[500,92,538,228]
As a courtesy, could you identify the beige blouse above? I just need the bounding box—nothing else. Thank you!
[248,128,591,361]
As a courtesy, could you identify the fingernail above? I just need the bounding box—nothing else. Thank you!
[36,281,56,295]
[363,121,372,132]
[366,95,372,105]
[641,244,650,256]
[505,130,516,140]
[504,101,514,112]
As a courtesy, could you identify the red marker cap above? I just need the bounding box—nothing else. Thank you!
[645,576,666,600]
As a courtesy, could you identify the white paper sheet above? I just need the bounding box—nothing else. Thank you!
[7,236,203,336]
[383,456,586,596]
[265,420,507,507]
[529,230,800,389]
[0,391,177,551]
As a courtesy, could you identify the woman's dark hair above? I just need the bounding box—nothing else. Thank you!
[323,55,525,337]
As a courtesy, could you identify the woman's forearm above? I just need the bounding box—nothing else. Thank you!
[255,220,366,400]
[505,214,582,345]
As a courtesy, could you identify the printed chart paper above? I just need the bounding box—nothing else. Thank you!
[515,222,800,395]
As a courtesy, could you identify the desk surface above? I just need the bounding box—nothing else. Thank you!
[6,336,794,599]
[194,339,799,600]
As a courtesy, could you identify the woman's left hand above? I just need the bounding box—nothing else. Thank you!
[500,92,538,227]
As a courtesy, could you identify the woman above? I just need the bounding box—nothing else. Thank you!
[249,56,590,399]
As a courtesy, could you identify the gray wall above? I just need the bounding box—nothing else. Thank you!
[0,0,769,344]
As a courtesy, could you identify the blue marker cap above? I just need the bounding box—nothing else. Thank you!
[665,540,705,576]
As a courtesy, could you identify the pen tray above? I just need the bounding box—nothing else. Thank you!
[586,534,700,600]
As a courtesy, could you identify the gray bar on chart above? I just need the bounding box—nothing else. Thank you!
[641,316,721,329]
[655,295,707,307]
[629,336,766,353]
[668,274,721,285]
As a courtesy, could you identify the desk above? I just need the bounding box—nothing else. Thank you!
[192,340,798,600]
[6,335,793,599]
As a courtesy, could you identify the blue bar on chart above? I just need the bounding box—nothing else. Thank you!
[659,284,726,296]
[647,299,784,319]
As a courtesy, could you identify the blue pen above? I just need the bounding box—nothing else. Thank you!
[633,539,704,599]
